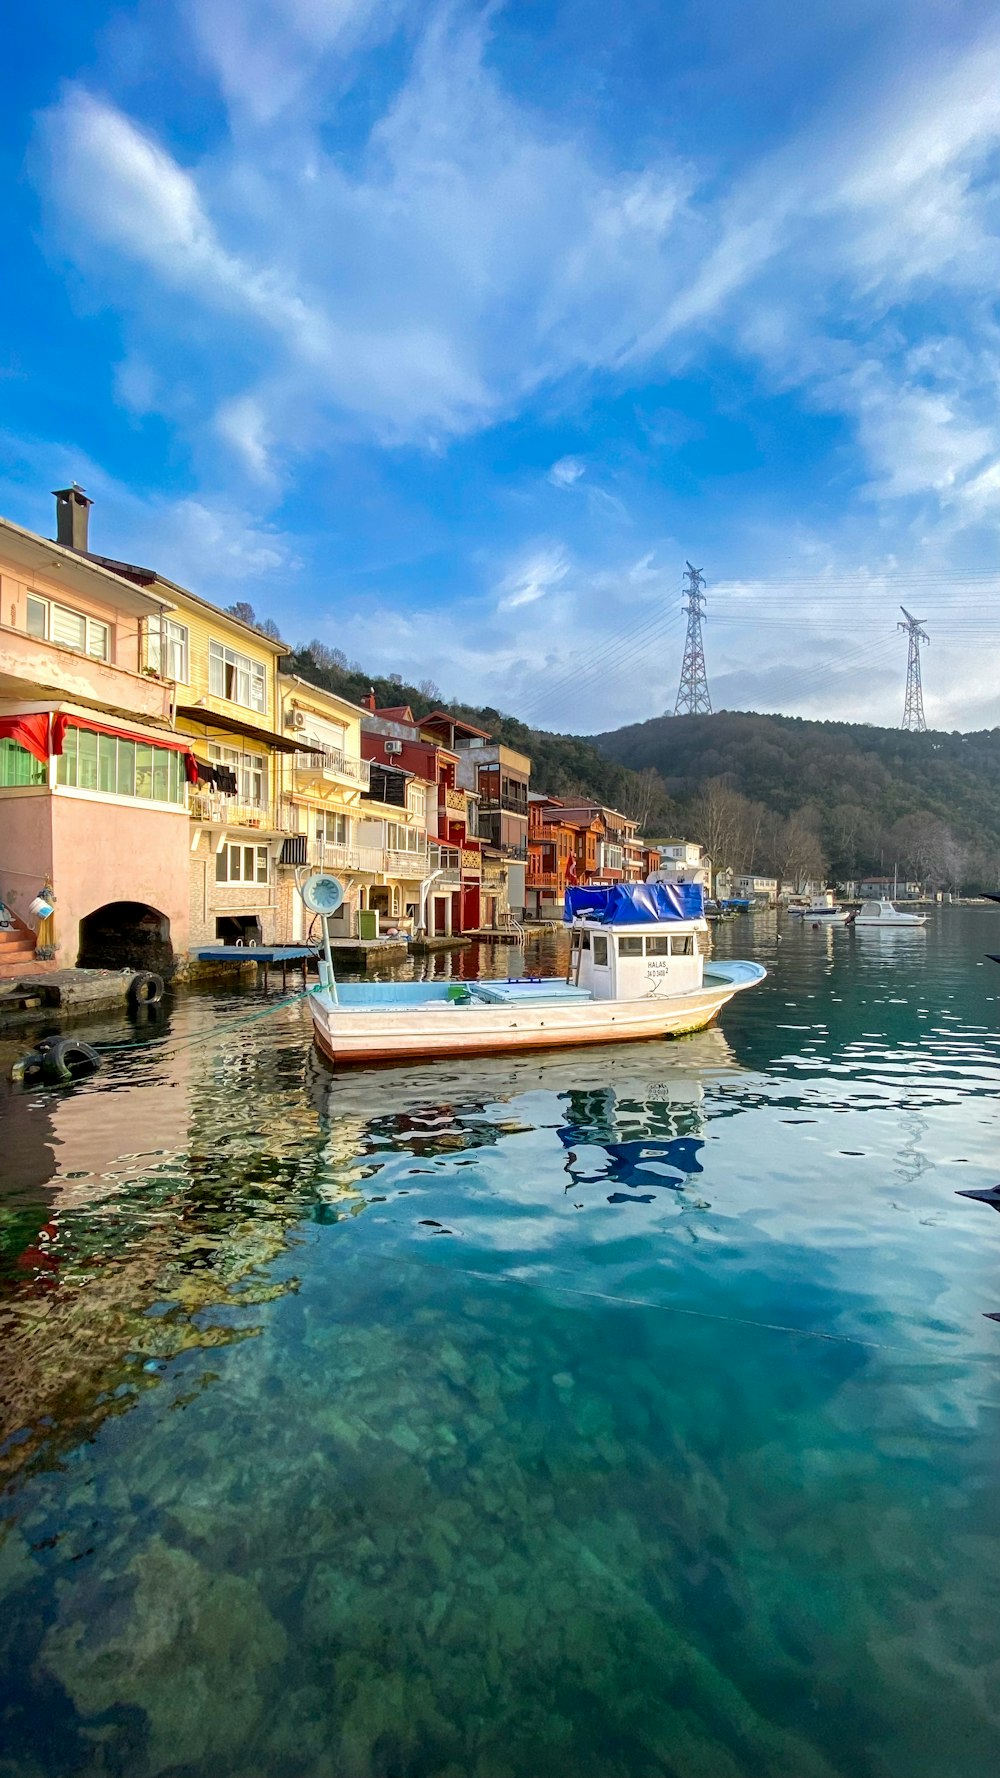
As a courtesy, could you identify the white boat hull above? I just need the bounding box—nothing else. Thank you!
[308,963,766,1067]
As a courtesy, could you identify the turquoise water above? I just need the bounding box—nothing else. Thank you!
[2,912,1000,1777]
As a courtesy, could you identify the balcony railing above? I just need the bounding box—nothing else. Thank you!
[527,871,561,891]
[477,794,529,814]
[190,791,281,831]
[318,841,427,876]
[440,787,465,813]
[294,747,371,787]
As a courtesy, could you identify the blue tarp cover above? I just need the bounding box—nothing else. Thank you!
[564,881,704,924]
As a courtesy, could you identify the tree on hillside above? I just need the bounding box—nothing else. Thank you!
[690,779,763,873]
[886,813,965,890]
[763,809,828,891]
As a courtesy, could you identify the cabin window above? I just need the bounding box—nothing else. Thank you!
[580,931,591,949]
[670,934,694,956]
[593,935,609,966]
[645,936,671,956]
[618,936,644,957]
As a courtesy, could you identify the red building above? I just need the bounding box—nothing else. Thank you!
[360,699,483,935]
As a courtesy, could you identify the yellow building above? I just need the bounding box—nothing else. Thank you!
[151,594,299,948]
[278,674,430,938]
[88,539,299,949]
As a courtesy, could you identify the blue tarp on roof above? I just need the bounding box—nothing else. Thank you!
[564,881,704,924]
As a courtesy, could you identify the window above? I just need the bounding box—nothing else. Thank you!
[56,727,185,803]
[316,813,348,847]
[209,639,266,712]
[618,936,644,957]
[0,739,47,788]
[409,784,427,820]
[593,935,609,967]
[26,594,110,661]
[146,616,189,682]
[216,844,269,885]
[386,821,422,852]
[670,934,694,956]
[645,936,671,956]
[207,743,265,805]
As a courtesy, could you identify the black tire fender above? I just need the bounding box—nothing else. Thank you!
[37,1037,102,1083]
[127,972,164,1007]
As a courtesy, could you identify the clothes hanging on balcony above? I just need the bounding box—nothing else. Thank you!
[192,758,239,795]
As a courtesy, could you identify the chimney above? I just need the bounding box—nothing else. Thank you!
[53,484,93,553]
[364,687,377,713]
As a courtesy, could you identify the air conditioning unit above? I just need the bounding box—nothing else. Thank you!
[292,709,307,730]
[384,739,403,755]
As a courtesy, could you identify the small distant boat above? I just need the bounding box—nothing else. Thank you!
[304,879,766,1067]
[854,898,926,928]
[788,900,853,926]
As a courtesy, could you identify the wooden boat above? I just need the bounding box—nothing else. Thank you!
[853,898,926,928]
[306,881,766,1068]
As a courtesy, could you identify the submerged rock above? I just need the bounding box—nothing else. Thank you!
[42,1536,286,1776]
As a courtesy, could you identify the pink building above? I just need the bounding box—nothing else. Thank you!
[0,490,192,973]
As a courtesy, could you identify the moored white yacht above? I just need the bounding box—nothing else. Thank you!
[853,898,926,928]
[304,879,766,1068]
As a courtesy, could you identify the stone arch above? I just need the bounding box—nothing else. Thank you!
[78,902,173,974]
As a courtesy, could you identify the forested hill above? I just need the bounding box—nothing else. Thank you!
[592,709,1000,883]
[283,644,672,825]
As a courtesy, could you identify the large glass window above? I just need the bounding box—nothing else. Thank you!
[0,739,47,788]
[215,844,269,884]
[209,640,266,713]
[26,594,110,661]
[146,616,189,682]
[57,727,184,803]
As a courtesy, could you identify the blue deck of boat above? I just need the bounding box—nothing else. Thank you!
[194,945,318,961]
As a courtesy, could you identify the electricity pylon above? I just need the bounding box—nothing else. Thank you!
[898,606,929,732]
[673,563,712,715]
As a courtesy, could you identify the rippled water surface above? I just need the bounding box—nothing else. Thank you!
[3,912,1000,1777]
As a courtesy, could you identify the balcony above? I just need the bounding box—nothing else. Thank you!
[440,786,465,813]
[318,841,428,877]
[527,871,561,892]
[477,794,529,815]
[293,746,371,788]
[189,791,282,832]
[0,621,174,724]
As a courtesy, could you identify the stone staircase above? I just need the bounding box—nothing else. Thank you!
[0,921,48,981]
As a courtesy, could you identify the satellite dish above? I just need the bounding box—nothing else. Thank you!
[300,873,344,915]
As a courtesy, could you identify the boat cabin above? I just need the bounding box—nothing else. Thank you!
[565,881,706,1002]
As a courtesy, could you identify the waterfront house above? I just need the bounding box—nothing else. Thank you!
[736,873,778,906]
[453,732,531,926]
[360,701,485,936]
[649,839,711,893]
[0,491,191,972]
[279,674,434,938]
[858,875,923,901]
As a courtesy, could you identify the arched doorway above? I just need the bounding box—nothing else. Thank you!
[78,903,173,974]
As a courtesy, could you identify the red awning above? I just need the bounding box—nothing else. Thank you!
[64,714,192,754]
[0,712,53,764]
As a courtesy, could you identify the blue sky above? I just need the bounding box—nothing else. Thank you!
[3,0,1000,732]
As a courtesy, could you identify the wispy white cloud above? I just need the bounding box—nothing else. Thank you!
[496,545,570,611]
[548,456,586,488]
